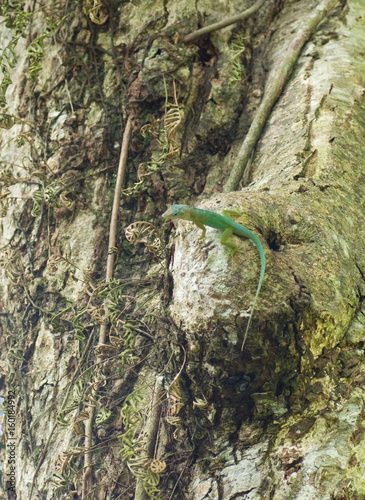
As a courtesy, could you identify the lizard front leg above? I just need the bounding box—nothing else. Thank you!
[220,227,239,258]
[192,218,206,239]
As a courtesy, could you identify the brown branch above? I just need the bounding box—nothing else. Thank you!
[223,0,339,192]
[183,0,266,44]
[82,402,96,497]
[82,116,133,497]
[134,376,164,500]
[99,115,133,347]
[105,116,133,282]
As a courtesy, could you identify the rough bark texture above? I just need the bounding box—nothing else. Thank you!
[1,0,365,499]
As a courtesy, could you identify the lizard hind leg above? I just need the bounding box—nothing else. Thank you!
[222,208,241,219]
[220,227,238,259]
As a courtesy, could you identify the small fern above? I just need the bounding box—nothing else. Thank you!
[228,33,247,87]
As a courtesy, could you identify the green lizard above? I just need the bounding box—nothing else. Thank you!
[162,204,265,350]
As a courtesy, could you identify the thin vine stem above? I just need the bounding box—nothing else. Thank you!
[183,0,266,44]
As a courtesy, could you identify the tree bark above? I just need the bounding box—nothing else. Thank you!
[1,0,365,499]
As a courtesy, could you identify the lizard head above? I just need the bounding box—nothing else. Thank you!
[162,204,192,221]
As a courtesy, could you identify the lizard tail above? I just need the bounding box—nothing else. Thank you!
[241,240,265,351]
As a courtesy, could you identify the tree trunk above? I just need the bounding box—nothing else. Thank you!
[1,0,364,499]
